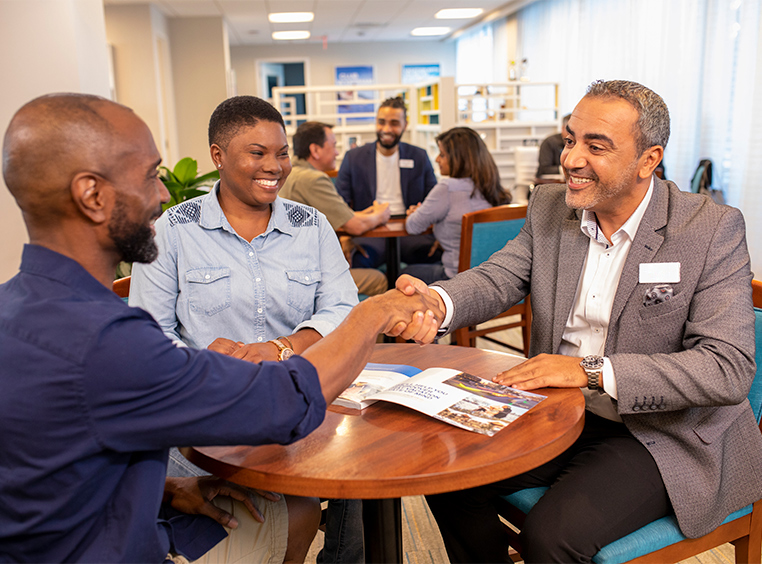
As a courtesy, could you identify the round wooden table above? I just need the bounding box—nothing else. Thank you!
[183,344,585,563]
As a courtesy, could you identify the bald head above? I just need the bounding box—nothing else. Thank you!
[2,94,138,220]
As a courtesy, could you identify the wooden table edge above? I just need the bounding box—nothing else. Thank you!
[181,404,584,499]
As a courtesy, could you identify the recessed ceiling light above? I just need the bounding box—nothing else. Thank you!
[411,27,451,36]
[435,8,484,19]
[272,30,311,40]
[268,12,314,23]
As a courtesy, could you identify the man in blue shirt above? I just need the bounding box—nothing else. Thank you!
[0,93,442,563]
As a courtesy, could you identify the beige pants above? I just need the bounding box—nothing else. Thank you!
[351,268,387,297]
[168,494,288,564]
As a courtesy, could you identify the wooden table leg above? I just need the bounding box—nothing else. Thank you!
[362,498,402,564]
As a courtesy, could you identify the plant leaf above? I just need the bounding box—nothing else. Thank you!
[178,188,209,202]
[190,170,221,187]
[173,157,198,185]
[160,167,179,184]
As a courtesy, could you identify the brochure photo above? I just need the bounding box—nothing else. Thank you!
[334,363,546,436]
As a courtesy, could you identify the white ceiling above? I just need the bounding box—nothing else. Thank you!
[103,0,526,45]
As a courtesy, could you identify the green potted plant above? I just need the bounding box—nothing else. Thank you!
[159,157,220,210]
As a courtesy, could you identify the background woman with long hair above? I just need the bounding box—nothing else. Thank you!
[402,126,510,284]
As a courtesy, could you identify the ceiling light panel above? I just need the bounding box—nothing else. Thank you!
[272,30,311,40]
[410,27,451,37]
[268,12,314,23]
[435,8,484,19]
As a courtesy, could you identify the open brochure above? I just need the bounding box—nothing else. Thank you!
[333,363,546,436]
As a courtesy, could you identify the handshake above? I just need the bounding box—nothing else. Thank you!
[360,275,446,344]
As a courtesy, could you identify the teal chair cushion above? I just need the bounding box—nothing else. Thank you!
[502,491,753,564]
[749,307,762,422]
[470,219,524,268]
[501,306,762,563]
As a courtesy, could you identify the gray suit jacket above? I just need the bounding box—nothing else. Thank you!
[436,178,762,538]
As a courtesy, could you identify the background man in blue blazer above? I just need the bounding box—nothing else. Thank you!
[336,96,440,268]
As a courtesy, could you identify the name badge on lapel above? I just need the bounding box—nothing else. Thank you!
[399,159,414,169]
[639,262,680,284]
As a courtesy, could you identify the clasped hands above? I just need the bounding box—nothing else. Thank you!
[209,273,588,390]
[393,275,587,390]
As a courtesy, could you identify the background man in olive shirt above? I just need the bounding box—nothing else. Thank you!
[281,121,389,297]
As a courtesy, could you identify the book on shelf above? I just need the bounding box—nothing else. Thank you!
[333,363,546,437]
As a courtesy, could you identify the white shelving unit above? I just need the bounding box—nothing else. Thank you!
[271,79,559,192]
[454,82,560,193]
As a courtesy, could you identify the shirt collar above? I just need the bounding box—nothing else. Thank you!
[19,244,117,299]
[580,176,655,247]
[198,181,294,238]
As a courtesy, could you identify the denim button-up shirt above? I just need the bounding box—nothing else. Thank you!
[131,183,358,350]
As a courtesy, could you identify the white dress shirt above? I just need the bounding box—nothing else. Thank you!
[561,178,654,420]
[434,178,655,422]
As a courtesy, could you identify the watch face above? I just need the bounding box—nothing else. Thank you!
[280,348,294,360]
[581,355,604,370]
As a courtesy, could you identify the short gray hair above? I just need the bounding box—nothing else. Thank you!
[585,80,670,154]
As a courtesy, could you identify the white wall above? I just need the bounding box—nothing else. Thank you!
[105,4,178,164]
[231,40,457,97]
[0,0,110,283]
[169,17,230,170]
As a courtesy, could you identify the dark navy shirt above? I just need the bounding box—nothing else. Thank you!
[0,245,326,563]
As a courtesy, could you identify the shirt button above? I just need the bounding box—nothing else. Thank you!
[255,278,261,282]
[257,336,263,342]
[257,308,263,313]
[205,274,210,280]
[249,251,254,257]
[305,276,310,281]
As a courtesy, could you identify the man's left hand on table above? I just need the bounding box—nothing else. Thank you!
[493,353,586,390]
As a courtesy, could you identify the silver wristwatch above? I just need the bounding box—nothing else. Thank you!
[580,355,604,390]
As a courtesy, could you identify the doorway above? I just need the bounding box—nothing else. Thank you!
[257,59,308,123]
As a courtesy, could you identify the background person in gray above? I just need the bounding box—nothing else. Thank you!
[398,80,762,563]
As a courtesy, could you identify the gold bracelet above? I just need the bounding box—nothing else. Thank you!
[277,335,295,351]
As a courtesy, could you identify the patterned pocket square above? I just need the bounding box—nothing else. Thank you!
[643,284,674,307]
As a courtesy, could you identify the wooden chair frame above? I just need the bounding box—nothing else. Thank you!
[112,276,131,299]
[498,279,762,563]
[453,204,531,357]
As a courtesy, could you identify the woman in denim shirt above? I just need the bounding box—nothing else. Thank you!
[130,96,360,563]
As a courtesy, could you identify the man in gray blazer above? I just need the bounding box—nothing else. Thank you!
[398,80,762,563]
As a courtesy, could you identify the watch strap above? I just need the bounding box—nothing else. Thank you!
[268,339,293,361]
[580,355,604,391]
[277,335,295,351]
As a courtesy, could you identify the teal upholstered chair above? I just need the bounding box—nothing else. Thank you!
[496,278,762,563]
[453,204,531,357]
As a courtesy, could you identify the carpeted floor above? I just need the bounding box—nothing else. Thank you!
[305,323,737,564]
